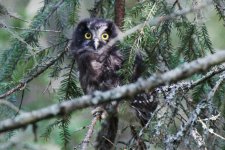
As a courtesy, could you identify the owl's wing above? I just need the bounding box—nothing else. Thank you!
[131,52,146,82]
[131,92,158,126]
[130,53,158,126]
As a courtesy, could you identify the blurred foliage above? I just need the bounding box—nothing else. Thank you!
[0,0,225,150]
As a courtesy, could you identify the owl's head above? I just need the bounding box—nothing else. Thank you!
[70,18,119,51]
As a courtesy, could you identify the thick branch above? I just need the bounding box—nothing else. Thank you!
[0,50,225,133]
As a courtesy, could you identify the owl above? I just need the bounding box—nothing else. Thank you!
[70,18,158,125]
[70,18,123,149]
[70,18,123,95]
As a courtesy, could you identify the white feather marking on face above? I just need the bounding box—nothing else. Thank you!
[93,38,99,50]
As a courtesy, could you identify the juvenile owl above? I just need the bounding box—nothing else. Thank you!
[70,18,123,149]
[70,18,157,125]
[70,18,123,95]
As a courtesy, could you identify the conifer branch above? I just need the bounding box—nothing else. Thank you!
[0,3,29,23]
[0,0,66,82]
[0,49,225,133]
[0,1,211,99]
[213,0,225,21]
[98,0,212,58]
[0,47,68,99]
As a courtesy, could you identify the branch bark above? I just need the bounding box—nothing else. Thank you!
[0,50,225,133]
[82,115,101,150]
[115,0,125,29]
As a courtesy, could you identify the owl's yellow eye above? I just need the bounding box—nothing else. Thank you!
[84,32,92,40]
[101,33,109,40]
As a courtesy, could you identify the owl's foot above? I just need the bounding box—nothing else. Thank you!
[91,106,107,120]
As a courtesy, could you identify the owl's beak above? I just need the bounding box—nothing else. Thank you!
[93,39,99,50]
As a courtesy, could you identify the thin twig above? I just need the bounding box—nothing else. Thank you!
[198,118,225,141]
[8,13,30,23]
[14,90,25,117]
[0,21,39,62]
[102,136,117,148]
[81,115,101,150]
[190,65,225,88]
[0,3,30,23]
[34,40,68,55]
[165,68,225,149]
[0,100,24,114]
[207,74,225,100]
[7,26,61,33]
[74,125,89,133]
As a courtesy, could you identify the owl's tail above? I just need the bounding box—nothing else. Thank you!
[94,103,118,150]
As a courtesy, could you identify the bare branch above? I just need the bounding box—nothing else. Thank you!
[190,65,225,88]
[190,128,206,149]
[0,100,22,114]
[81,115,101,150]
[198,118,225,141]
[7,25,61,33]
[165,65,225,149]
[165,101,207,150]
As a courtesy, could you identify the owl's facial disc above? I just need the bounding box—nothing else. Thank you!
[71,18,118,51]
[88,25,108,50]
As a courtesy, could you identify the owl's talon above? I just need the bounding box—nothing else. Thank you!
[91,107,107,119]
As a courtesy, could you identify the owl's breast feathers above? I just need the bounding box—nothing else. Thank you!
[75,47,123,94]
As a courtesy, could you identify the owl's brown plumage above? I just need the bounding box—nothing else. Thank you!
[70,18,123,149]
[70,18,123,94]
[70,18,158,148]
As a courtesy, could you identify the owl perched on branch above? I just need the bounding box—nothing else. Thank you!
[70,18,123,95]
[70,17,157,129]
